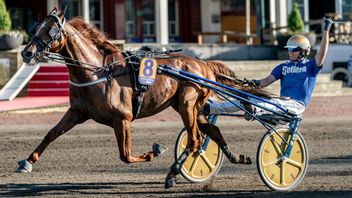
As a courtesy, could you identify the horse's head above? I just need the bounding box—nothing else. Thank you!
[22,8,67,64]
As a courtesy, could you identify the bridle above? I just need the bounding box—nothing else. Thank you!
[31,13,66,52]
[29,12,124,71]
[24,12,144,87]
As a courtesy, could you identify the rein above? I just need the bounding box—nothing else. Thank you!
[42,51,116,87]
[41,51,140,87]
[42,51,103,70]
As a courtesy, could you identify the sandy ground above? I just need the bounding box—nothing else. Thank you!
[0,95,351,197]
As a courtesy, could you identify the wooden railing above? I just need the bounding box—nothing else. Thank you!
[333,21,352,44]
[261,19,352,45]
[196,31,256,45]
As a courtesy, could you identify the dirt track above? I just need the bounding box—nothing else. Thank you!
[0,96,352,197]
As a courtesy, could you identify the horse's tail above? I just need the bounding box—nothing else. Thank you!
[206,60,273,98]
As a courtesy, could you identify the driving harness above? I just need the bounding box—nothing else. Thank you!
[121,51,150,120]
[30,11,150,120]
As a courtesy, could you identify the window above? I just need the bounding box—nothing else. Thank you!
[342,0,352,20]
[142,0,155,36]
[125,0,179,40]
[169,0,179,36]
[61,0,80,19]
[8,7,25,29]
[90,0,103,29]
[8,7,35,36]
[125,0,135,36]
[60,0,102,29]
[221,0,256,16]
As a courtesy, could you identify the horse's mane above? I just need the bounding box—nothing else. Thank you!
[206,60,273,98]
[67,17,119,53]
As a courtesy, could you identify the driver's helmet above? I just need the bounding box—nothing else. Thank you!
[284,35,311,57]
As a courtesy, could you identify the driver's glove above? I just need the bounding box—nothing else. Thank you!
[324,17,333,31]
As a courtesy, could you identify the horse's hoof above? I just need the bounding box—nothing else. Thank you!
[153,143,168,156]
[238,154,252,165]
[165,177,176,189]
[16,160,32,173]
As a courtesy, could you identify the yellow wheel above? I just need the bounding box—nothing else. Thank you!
[175,128,224,183]
[257,127,308,191]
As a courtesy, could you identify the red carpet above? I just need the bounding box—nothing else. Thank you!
[0,96,69,112]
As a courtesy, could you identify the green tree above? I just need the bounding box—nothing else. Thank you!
[288,3,304,33]
[0,0,11,31]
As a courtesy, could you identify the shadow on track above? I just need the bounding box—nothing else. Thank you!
[1,182,351,197]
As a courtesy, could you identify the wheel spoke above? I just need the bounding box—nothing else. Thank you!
[280,161,287,186]
[189,154,200,176]
[270,137,283,155]
[200,152,216,169]
[286,158,304,169]
[262,158,279,167]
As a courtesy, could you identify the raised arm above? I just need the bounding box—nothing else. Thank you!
[315,18,333,67]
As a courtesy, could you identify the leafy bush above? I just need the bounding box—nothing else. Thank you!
[0,0,27,42]
[288,3,304,33]
[0,0,11,31]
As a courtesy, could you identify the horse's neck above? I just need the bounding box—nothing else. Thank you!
[62,25,103,82]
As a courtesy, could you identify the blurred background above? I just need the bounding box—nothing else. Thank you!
[1,0,352,103]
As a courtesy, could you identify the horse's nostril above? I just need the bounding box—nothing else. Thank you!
[24,51,34,58]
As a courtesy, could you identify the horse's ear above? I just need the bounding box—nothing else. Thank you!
[50,7,57,14]
[58,6,67,19]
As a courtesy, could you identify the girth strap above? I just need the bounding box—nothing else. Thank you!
[121,51,150,120]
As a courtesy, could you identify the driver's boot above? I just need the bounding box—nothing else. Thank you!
[241,102,255,121]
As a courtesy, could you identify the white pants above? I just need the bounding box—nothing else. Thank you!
[208,97,305,117]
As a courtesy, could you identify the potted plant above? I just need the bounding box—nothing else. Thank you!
[277,2,316,48]
[0,0,23,51]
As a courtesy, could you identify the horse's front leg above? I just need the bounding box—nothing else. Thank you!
[16,108,88,173]
[113,118,167,163]
[165,85,200,188]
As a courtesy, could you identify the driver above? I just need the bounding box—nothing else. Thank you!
[205,18,333,117]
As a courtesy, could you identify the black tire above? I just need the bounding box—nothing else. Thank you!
[331,67,352,87]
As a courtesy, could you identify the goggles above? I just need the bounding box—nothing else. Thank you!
[288,47,300,53]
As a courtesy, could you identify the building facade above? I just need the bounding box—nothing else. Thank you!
[5,0,352,44]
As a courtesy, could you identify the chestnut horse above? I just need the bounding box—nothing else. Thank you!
[18,8,271,188]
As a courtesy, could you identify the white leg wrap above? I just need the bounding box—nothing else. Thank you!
[16,159,33,173]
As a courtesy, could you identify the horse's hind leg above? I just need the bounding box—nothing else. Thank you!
[197,115,252,164]
[113,118,165,163]
[17,108,88,173]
